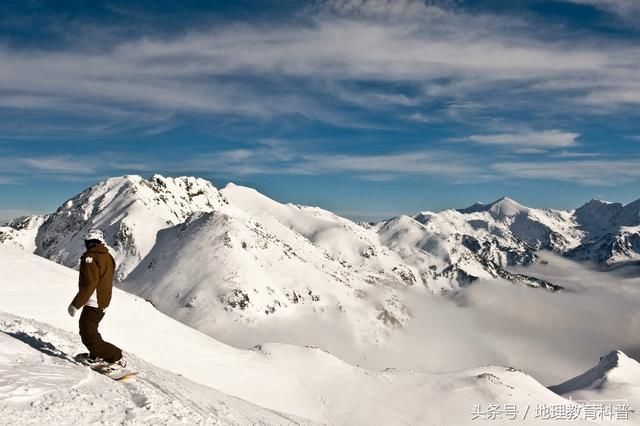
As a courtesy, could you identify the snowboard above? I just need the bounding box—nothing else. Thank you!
[74,353,138,381]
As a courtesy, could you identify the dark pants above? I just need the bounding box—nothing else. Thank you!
[79,306,122,363]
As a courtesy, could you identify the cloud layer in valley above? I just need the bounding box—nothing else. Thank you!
[225,251,640,385]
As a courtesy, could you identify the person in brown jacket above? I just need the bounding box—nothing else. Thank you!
[67,229,124,366]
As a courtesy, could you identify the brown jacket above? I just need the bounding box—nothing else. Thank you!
[71,243,116,310]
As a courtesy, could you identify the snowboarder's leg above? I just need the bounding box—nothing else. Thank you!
[79,306,122,363]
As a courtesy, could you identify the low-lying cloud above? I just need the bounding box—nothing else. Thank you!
[202,250,640,386]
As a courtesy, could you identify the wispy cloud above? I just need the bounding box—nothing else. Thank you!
[467,130,580,149]
[0,176,16,185]
[405,112,436,123]
[21,156,96,174]
[2,145,639,188]
[563,0,640,20]
[320,0,446,20]
[184,139,485,182]
[492,159,640,185]
[551,150,603,158]
[194,143,640,186]
[0,1,638,137]
[0,1,638,195]
[299,150,485,181]
[0,155,105,181]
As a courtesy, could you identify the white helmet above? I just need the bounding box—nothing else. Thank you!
[84,229,105,243]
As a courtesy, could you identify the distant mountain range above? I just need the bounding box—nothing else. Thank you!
[1,174,639,346]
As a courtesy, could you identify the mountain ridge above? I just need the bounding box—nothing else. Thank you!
[2,174,639,350]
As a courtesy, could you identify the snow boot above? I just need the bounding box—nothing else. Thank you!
[75,352,108,367]
[103,357,127,372]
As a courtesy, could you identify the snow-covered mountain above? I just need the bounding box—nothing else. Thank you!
[123,182,419,346]
[31,175,229,279]
[1,246,637,425]
[455,197,581,252]
[567,199,640,265]
[0,175,421,347]
[0,215,48,252]
[2,175,639,349]
[376,197,570,293]
[376,195,640,293]
[550,350,640,414]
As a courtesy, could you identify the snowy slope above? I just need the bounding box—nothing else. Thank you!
[550,350,640,415]
[0,314,314,426]
[377,200,566,293]
[612,199,640,227]
[220,183,413,277]
[2,246,628,425]
[3,176,422,348]
[122,204,417,348]
[568,199,640,265]
[0,215,48,252]
[455,197,582,251]
[377,195,640,290]
[0,226,27,250]
[220,183,422,295]
[568,227,640,265]
[2,177,639,371]
[32,175,229,279]
[573,200,624,233]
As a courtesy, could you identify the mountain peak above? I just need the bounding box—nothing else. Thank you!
[33,174,230,279]
[588,198,612,204]
[550,350,640,395]
[490,196,522,207]
[574,199,624,230]
[457,196,527,217]
[496,196,514,202]
[579,198,620,209]
[456,201,484,213]
[614,198,640,227]
[598,350,627,369]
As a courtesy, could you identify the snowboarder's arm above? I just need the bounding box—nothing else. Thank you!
[71,256,100,309]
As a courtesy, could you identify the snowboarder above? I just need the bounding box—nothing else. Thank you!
[67,229,125,369]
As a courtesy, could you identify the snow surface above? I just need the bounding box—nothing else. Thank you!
[378,204,569,293]
[0,215,47,252]
[32,175,229,279]
[550,350,640,412]
[0,314,314,426]
[122,182,420,348]
[2,246,634,425]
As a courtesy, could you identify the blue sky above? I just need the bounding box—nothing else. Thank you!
[1,0,640,221]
